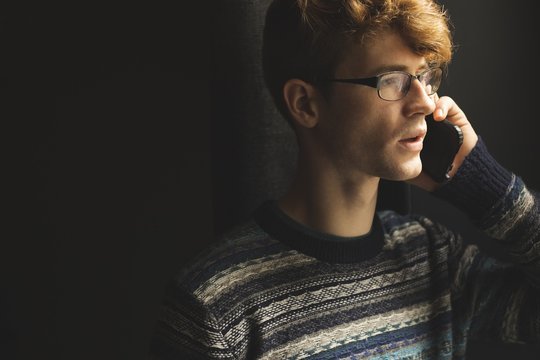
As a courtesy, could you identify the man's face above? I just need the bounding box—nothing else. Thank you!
[314,30,436,182]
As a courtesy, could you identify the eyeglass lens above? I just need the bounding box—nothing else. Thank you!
[379,68,441,101]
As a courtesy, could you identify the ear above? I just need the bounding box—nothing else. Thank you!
[283,79,321,129]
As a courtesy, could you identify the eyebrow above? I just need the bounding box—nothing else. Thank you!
[371,63,429,75]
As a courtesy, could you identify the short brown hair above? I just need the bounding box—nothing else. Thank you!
[262,0,453,122]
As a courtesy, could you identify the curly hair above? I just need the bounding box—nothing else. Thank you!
[262,0,453,122]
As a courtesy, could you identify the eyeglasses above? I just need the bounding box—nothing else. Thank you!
[326,67,443,101]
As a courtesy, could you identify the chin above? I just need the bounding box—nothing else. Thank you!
[379,157,422,181]
[402,153,423,177]
[389,170,421,181]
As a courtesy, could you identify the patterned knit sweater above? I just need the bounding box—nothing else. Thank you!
[150,139,540,359]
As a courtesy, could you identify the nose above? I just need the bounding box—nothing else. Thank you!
[403,78,436,117]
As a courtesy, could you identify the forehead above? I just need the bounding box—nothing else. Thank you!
[336,30,427,76]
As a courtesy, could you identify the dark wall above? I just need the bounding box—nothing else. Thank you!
[5,3,212,360]
[5,1,539,359]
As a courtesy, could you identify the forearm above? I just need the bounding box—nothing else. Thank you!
[435,138,540,281]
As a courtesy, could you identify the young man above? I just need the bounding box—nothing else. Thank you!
[150,0,540,358]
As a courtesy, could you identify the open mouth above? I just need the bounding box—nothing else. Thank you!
[398,133,425,151]
[399,135,423,143]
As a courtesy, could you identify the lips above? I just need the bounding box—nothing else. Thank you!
[398,128,426,151]
[399,129,427,143]
[400,135,422,142]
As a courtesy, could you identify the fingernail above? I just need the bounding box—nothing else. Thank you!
[436,109,444,118]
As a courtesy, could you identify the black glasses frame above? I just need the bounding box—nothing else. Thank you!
[326,67,443,101]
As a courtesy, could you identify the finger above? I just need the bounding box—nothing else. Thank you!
[433,95,455,120]
[429,93,445,120]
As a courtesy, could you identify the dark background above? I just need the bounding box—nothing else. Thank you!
[3,0,539,359]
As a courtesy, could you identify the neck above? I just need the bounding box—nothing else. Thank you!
[278,152,380,237]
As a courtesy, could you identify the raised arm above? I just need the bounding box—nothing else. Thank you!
[422,98,540,343]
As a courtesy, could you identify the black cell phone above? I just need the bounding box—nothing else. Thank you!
[420,114,463,183]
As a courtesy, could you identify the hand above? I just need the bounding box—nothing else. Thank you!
[409,94,479,191]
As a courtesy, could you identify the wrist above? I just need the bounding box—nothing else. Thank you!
[434,137,513,221]
[447,131,478,179]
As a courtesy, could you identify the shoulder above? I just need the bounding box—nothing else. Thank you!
[378,210,459,252]
[171,219,287,294]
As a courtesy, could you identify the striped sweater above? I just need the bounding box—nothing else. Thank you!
[150,139,540,359]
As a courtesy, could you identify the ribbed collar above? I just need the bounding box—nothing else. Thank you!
[253,201,384,263]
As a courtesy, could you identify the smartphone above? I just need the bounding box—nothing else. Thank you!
[420,114,463,183]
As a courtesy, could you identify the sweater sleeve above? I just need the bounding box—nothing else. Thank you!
[149,281,236,360]
[434,138,540,343]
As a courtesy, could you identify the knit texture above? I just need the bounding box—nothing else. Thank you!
[150,139,540,359]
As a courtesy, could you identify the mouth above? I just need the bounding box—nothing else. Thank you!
[398,130,426,151]
[399,134,424,143]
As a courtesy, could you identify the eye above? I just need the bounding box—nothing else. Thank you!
[419,72,433,85]
[419,68,442,91]
[379,73,407,89]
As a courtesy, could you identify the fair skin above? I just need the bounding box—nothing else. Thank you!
[279,30,478,237]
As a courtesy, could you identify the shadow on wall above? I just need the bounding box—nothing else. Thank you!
[211,0,297,236]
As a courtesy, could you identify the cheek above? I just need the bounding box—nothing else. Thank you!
[333,115,392,165]
[321,91,400,154]
[340,93,395,133]
[351,113,396,148]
